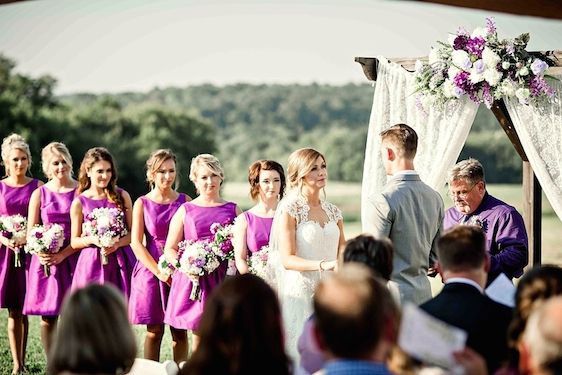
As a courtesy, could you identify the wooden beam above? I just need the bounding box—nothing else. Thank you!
[417,0,562,20]
[490,101,528,161]
[523,163,542,267]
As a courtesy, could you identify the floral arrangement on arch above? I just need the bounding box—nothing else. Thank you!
[413,17,556,109]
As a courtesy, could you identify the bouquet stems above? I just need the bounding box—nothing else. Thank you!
[43,264,51,277]
[14,249,22,268]
[101,254,108,266]
[226,259,237,276]
[189,279,201,301]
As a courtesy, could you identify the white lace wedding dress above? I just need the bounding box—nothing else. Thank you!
[268,193,342,361]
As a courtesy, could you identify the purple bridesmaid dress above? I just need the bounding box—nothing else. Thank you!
[0,179,40,309]
[23,186,76,316]
[129,193,187,325]
[70,193,132,296]
[164,201,237,330]
[244,211,273,253]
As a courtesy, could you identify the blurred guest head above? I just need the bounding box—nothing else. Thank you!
[313,263,399,361]
[48,284,136,375]
[521,295,562,375]
[343,234,393,281]
[182,274,291,375]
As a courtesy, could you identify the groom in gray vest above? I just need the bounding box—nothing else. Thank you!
[364,123,443,305]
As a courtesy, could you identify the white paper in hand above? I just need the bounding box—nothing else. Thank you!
[398,303,468,369]
[485,273,515,308]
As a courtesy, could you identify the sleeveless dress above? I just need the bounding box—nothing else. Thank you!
[164,201,237,330]
[129,193,188,325]
[71,193,132,296]
[271,194,342,360]
[23,186,77,316]
[244,211,273,253]
[0,179,40,309]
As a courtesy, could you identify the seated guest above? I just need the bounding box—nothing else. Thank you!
[520,296,562,375]
[502,265,562,374]
[420,225,512,374]
[297,235,398,374]
[313,263,399,375]
[180,274,291,375]
[48,284,137,375]
[444,158,528,283]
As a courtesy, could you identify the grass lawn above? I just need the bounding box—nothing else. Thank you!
[1,182,559,374]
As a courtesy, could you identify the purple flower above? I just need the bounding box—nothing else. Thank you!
[210,223,220,234]
[453,35,469,50]
[34,231,43,239]
[531,59,548,76]
[473,59,485,74]
[482,82,494,108]
[505,44,515,55]
[485,17,496,35]
[466,37,486,58]
[2,230,13,239]
[529,76,555,97]
[456,27,470,37]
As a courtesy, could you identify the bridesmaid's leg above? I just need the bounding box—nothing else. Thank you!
[144,324,164,361]
[170,327,188,363]
[40,316,58,356]
[7,308,27,374]
[191,332,200,353]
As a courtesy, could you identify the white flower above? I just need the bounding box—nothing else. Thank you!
[452,50,471,70]
[471,27,487,38]
[484,68,502,86]
[501,61,511,70]
[447,66,460,79]
[415,60,424,73]
[518,66,529,76]
[516,88,530,103]
[428,48,440,64]
[482,47,501,68]
[500,79,518,97]
[469,60,485,84]
[531,59,548,75]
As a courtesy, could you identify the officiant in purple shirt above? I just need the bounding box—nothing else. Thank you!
[444,158,528,283]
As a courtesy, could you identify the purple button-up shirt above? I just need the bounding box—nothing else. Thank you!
[444,192,528,281]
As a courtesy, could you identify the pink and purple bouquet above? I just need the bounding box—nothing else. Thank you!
[0,214,28,267]
[209,221,237,276]
[25,223,65,276]
[413,17,556,110]
[248,244,270,279]
[177,239,221,300]
[157,254,175,279]
[82,207,128,266]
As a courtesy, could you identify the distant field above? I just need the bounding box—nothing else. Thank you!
[1,183,559,374]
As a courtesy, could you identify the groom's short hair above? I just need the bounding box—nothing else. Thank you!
[380,123,418,160]
[313,264,398,359]
[438,225,487,272]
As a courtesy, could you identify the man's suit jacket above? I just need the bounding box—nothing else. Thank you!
[364,173,443,305]
[420,282,513,374]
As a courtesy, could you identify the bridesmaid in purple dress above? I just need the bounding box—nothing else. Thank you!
[23,142,78,358]
[233,160,285,274]
[164,154,241,358]
[129,149,191,362]
[70,147,133,296]
[0,134,42,374]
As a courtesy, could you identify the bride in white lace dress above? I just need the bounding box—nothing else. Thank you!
[269,148,345,361]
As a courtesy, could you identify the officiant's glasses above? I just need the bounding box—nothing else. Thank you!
[448,182,479,200]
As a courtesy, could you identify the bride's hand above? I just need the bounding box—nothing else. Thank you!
[321,260,337,271]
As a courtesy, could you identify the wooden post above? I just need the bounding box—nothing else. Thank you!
[522,162,542,267]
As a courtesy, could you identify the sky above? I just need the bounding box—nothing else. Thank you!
[1,0,561,95]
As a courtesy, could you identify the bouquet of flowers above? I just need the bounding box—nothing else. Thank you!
[209,221,236,276]
[177,239,221,300]
[0,214,28,267]
[82,207,128,265]
[25,223,65,276]
[248,244,270,279]
[413,17,556,110]
[157,254,175,279]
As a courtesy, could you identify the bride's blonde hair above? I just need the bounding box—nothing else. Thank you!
[287,148,326,191]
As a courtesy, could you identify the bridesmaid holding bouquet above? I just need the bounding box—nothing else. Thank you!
[129,149,191,362]
[164,154,241,359]
[0,134,42,374]
[23,142,78,358]
[233,160,285,275]
[70,147,133,296]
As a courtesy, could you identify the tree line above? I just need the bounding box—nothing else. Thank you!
[1,53,522,200]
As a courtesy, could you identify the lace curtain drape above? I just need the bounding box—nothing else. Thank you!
[361,57,479,230]
[504,73,562,221]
